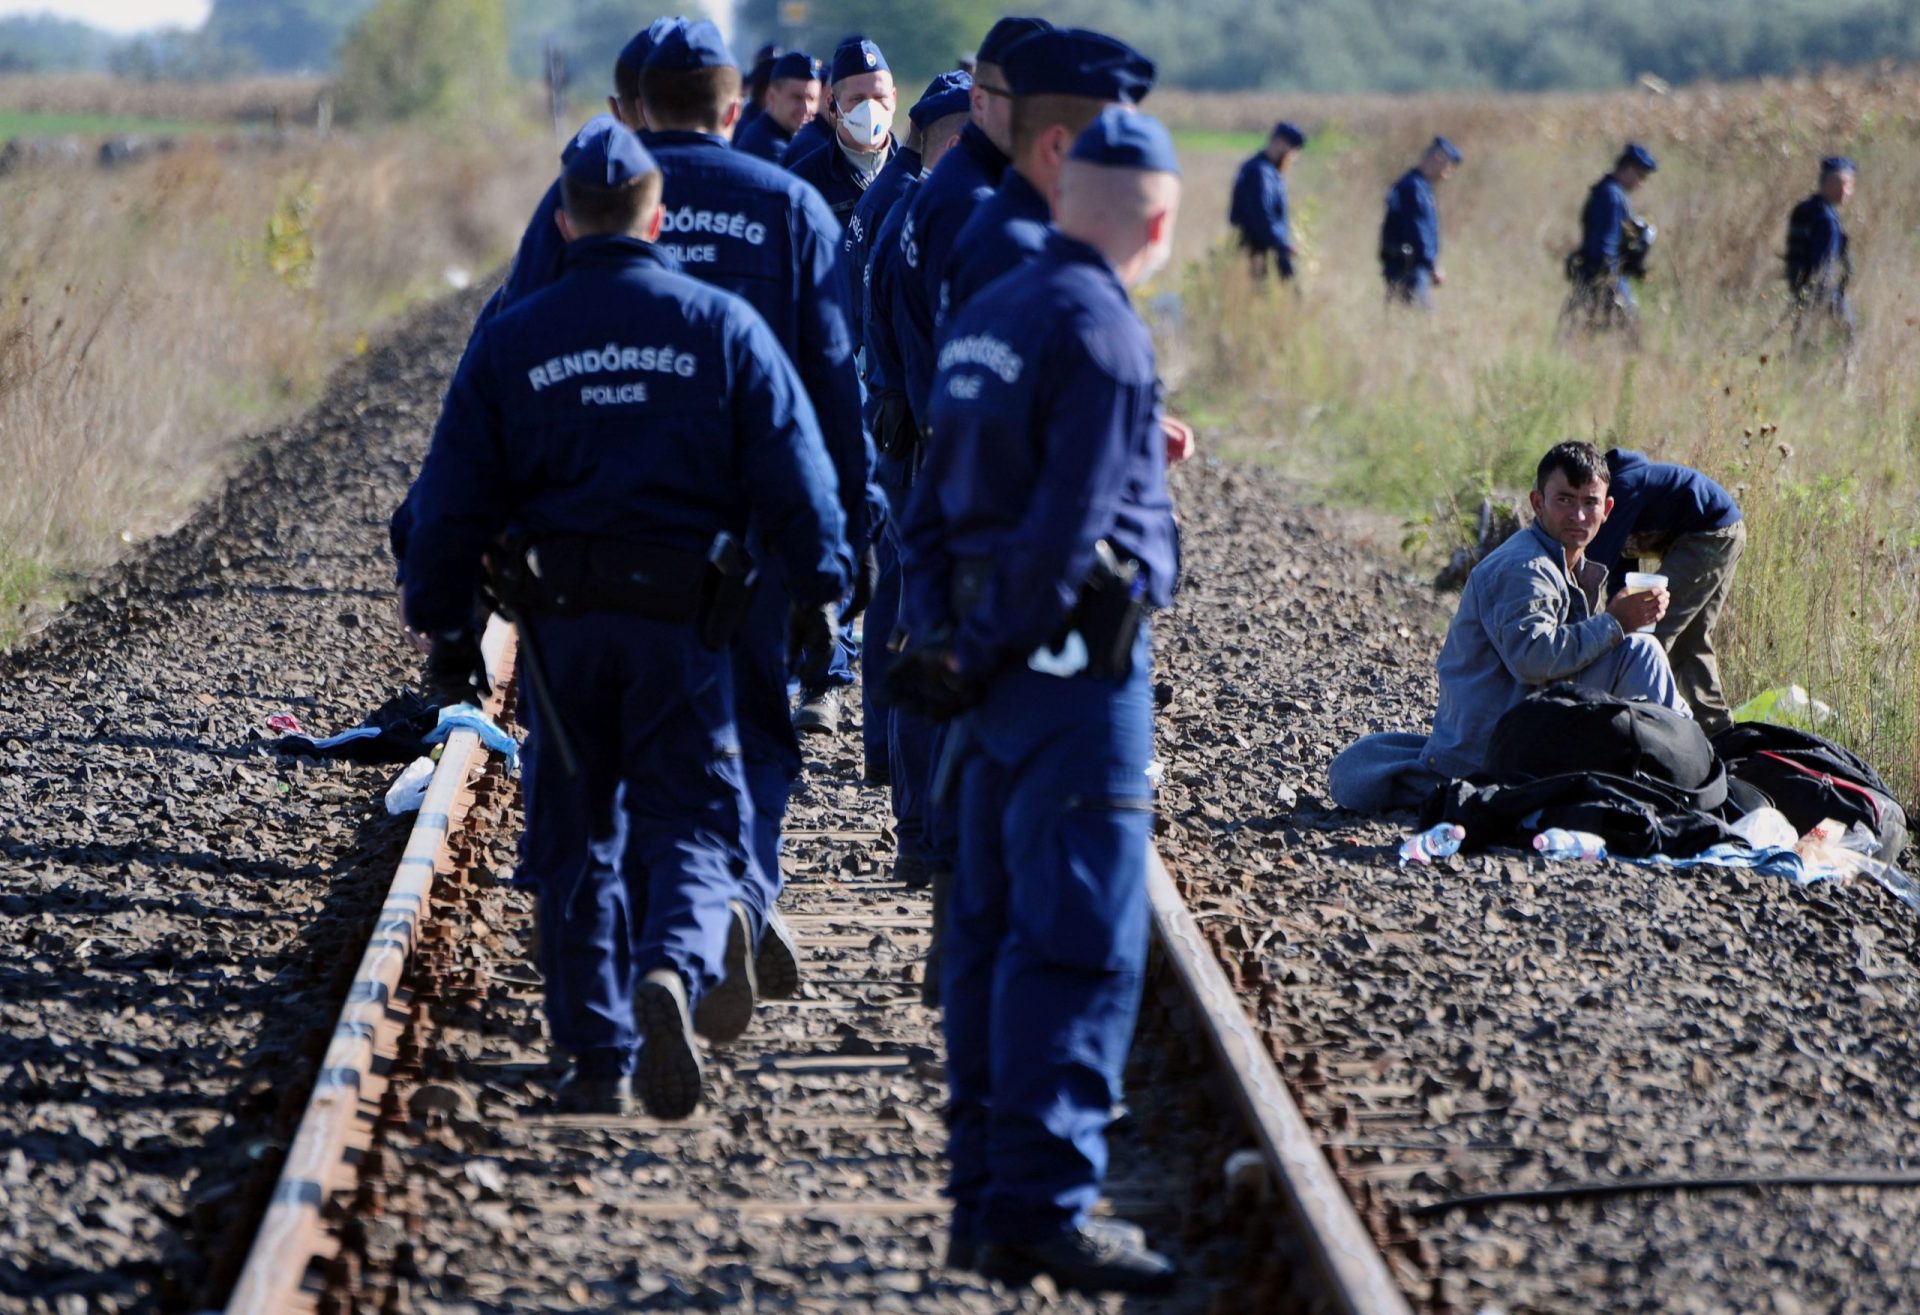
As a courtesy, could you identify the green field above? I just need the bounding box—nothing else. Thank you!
[0,110,215,138]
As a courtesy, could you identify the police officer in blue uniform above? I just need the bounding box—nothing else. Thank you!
[736,41,781,140]
[940,28,1154,324]
[1380,135,1459,307]
[402,126,850,1120]
[1229,120,1305,280]
[1786,156,1857,346]
[891,107,1182,1294]
[861,80,972,908]
[1568,143,1656,334]
[895,15,1052,423]
[638,19,875,1018]
[788,37,898,225]
[734,51,820,164]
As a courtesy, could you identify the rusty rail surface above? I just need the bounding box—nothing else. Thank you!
[222,618,516,1315]
[1147,849,1415,1315]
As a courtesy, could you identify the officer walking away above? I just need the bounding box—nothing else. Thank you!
[734,51,820,164]
[401,126,850,1119]
[1786,156,1857,349]
[1564,143,1657,338]
[1380,135,1459,308]
[890,106,1183,1294]
[790,36,898,224]
[1229,120,1306,280]
[640,19,875,1010]
[1585,448,1745,736]
[940,27,1155,322]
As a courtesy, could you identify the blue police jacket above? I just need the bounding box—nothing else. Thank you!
[1786,194,1848,287]
[862,173,920,425]
[1379,168,1438,275]
[897,121,1011,421]
[1586,447,1743,578]
[402,235,850,635]
[790,134,897,224]
[477,179,567,323]
[903,230,1178,676]
[643,128,873,549]
[940,167,1051,331]
[845,144,919,359]
[1229,153,1292,271]
[782,117,835,171]
[1579,175,1633,277]
[735,112,796,164]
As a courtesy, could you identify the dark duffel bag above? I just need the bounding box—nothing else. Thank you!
[1714,722,1908,862]
[1486,682,1726,810]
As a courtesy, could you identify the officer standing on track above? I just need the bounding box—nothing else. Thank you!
[400,125,850,1120]
[1786,156,1857,348]
[638,18,876,1020]
[1379,135,1459,308]
[789,37,898,225]
[1228,120,1306,280]
[939,28,1156,322]
[734,51,820,165]
[1568,143,1657,336]
[861,76,972,907]
[890,107,1183,1295]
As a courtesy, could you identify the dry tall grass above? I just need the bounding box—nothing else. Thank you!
[1157,70,1920,800]
[0,122,551,636]
[0,74,328,125]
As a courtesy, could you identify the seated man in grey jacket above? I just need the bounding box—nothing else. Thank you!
[1331,440,1690,812]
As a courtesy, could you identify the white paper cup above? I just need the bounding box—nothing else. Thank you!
[1622,571,1667,633]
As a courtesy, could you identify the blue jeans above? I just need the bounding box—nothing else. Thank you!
[942,627,1155,1241]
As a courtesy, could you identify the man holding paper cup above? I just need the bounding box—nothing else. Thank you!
[1586,448,1745,736]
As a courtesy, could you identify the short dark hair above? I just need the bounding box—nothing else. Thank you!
[1536,440,1611,493]
[614,59,644,109]
[561,169,664,237]
[1010,93,1108,159]
[642,65,742,132]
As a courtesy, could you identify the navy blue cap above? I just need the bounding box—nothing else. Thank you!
[617,16,685,75]
[1000,28,1155,104]
[564,123,659,190]
[1069,107,1179,176]
[1430,135,1462,163]
[561,113,618,165]
[908,70,973,127]
[1272,120,1306,148]
[1822,155,1857,175]
[828,36,888,83]
[769,50,818,82]
[977,16,1052,66]
[1620,142,1658,172]
[645,19,735,71]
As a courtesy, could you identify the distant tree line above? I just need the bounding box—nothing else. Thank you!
[4,0,1917,91]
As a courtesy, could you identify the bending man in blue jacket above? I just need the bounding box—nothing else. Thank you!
[402,126,849,1120]
[1229,120,1305,280]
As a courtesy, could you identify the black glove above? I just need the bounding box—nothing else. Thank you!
[842,546,880,626]
[787,602,838,686]
[425,630,491,708]
[874,393,917,462]
[884,639,980,722]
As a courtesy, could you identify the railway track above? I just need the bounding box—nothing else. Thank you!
[210,626,1420,1314]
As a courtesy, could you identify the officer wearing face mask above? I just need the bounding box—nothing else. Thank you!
[734,50,820,165]
[636,18,876,1031]
[939,27,1155,325]
[889,107,1184,1295]
[788,36,898,224]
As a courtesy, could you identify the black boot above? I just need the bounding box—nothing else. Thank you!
[754,907,802,1000]
[552,1064,633,1116]
[976,1219,1175,1294]
[693,901,757,1044]
[793,687,842,736]
[633,968,704,1120]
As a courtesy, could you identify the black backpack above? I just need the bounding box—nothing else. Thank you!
[1714,722,1908,862]
[1486,682,1726,810]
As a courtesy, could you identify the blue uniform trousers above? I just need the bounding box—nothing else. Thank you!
[732,584,806,944]
[1384,264,1433,309]
[941,627,1155,1241]
[862,505,902,779]
[519,612,748,1079]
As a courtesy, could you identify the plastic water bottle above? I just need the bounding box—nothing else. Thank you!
[1398,823,1465,865]
[1533,828,1607,861]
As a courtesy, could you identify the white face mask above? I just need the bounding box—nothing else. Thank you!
[840,99,890,151]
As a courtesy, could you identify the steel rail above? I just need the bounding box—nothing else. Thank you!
[1147,849,1415,1315]
[222,618,516,1315]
